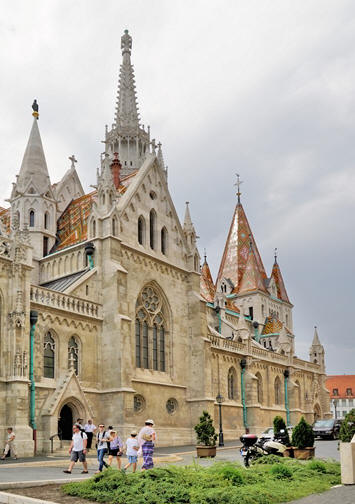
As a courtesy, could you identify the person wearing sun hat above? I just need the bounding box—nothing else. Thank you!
[138,419,156,470]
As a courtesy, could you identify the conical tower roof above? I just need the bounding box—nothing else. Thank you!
[216,202,267,294]
[312,326,321,346]
[200,254,215,302]
[270,258,291,304]
[16,118,52,195]
[239,245,268,295]
[183,201,195,233]
[115,29,140,129]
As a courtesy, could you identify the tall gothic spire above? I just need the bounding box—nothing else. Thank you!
[200,252,215,302]
[270,253,291,304]
[105,30,150,177]
[115,30,139,129]
[15,116,52,196]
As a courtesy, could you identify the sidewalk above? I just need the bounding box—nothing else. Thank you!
[287,485,355,504]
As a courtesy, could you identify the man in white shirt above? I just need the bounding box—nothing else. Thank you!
[84,419,96,451]
[63,424,88,474]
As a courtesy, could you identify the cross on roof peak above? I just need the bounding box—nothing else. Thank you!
[69,155,77,168]
[234,173,243,203]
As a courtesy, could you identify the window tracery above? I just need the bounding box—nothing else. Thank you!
[43,331,55,378]
[135,285,167,371]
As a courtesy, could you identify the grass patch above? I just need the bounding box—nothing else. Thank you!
[62,458,340,504]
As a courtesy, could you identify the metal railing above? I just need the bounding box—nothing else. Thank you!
[49,433,62,454]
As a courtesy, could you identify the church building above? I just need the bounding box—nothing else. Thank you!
[0,30,330,456]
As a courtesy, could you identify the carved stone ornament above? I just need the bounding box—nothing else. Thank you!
[8,311,26,328]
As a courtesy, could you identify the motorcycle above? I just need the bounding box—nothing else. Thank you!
[240,430,290,467]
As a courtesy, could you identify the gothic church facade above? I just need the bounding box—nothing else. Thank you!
[0,30,330,456]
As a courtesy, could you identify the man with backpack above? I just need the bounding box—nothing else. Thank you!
[95,424,110,473]
[63,424,88,474]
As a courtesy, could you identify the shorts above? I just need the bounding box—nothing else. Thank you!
[109,449,122,456]
[128,455,138,464]
[71,450,86,462]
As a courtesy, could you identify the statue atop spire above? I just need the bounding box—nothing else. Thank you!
[32,99,39,120]
[121,29,132,55]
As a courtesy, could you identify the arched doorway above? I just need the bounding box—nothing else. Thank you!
[58,404,73,440]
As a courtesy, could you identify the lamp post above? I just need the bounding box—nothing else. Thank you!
[216,393,224,447]
[29,310,38,455]
[333,399,337,419]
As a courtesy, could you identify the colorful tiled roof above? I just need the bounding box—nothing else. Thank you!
[326,375,355,399]
[261,314,283,335]
[200,259,215,302]
[0,207,10,234]
[216,202,267,294]
[271,260,291,304]
[53,171,137,252]
[238,246,268,295]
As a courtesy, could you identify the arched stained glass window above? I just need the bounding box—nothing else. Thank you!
[29,210,35,227]
[43,332,55,378]
[228,367,237,400]
[149,210,156,249]
[138,216,145,245]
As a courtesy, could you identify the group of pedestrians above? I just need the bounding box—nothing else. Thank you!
[63,418,156,474]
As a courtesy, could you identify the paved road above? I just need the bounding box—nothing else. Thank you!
[287,485,355,504]
[0,439,340,486]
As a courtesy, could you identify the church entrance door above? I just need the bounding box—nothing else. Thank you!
[58,404,73,440]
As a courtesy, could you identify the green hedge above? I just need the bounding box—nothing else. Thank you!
[62,458,340,504]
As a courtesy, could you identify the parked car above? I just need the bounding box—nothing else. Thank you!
[312,418,342,439]
[259,425,293,441]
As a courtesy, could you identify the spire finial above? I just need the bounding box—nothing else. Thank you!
[69,154,77,169]
[204,248,207,263]
[274,247,278,263]
[32,99,39,120]
[121,29,132,55]
[234,173,243,203]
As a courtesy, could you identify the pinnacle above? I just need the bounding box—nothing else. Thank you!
[312,326,321,346]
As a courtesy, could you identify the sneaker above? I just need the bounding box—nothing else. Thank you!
[81,471,89,474]
[63,470,72,474]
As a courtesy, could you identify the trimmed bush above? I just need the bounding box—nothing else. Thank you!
[339,408,355,442]
[194,411,217,446]
[307,460,326,473]
[292,416,314,448]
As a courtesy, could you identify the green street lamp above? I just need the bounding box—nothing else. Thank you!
[216,393,225,447]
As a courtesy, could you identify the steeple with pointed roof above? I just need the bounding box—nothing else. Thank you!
[13,117,53,197]
[183,202,200,272]
[238,241,268,295]
[200,251,215,302]
[104,30,151,178]
[216,194,266,295]
[270,252,291,304]
[309,326,325,369]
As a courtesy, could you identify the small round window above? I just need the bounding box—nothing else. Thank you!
[134,394,146,414]
[149,190,157,200]
[166,398,178,415]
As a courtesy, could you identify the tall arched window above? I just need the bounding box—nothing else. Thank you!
[255,372,263,404]
[135,285,168,372]
[43,332,55,378]
[138,216,145,245]
[149,210,156,249]
[161,227,167,255]
[228,367,237,400]
[91,219,96,237]
[68,336,79,375]
[274,376,282,405]
[44,212,50,230]
[29,210,35,227]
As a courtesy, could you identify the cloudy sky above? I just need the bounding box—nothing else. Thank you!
[1,1,354,374]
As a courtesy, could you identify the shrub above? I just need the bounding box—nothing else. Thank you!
[270,464,293,479]
[292,416,314,448]
[307,460,326,473]
[339,408,355,442]
[273,415,290,445]
[194,411,217,446]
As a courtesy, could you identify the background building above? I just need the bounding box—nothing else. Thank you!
[0,30,330,456]
[326,375,355,419]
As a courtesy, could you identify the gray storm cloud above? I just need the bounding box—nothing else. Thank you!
[0,0,354,373]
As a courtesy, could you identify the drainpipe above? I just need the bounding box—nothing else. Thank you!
[85,242,95,270]
[29,310,38,455]
[252,321,259,342]
[240,359,248,431]
[284,369,290,426]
